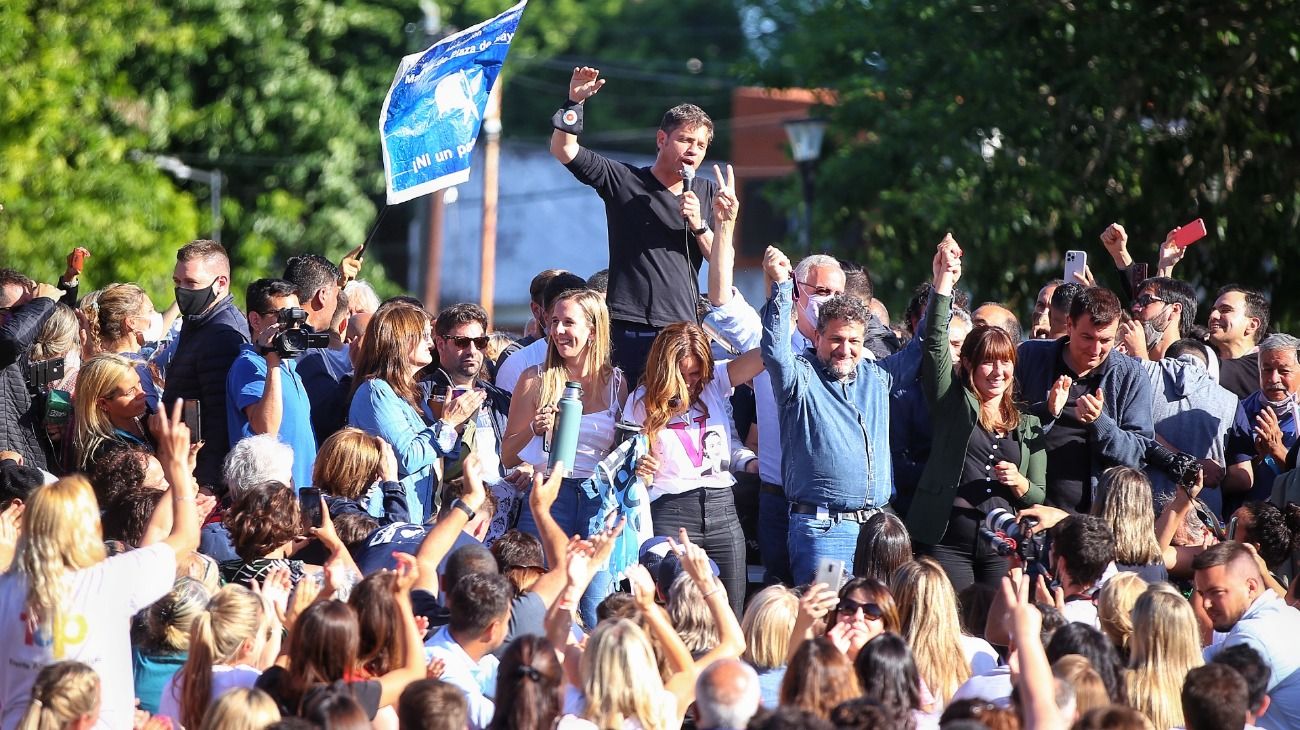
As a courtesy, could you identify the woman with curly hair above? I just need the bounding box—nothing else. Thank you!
[219,480,359,588]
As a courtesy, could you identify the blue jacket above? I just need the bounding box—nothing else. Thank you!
[760,280,893,511]
[1015,337,1153,492]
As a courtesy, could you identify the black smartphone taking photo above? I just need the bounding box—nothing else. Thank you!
[181,400,202,443]
[298,487,323,531]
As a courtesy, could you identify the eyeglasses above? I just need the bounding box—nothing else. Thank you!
[442,335,490,350]
[836,599,885,619]
[1133,293,1166,308]
[797,281,841,298]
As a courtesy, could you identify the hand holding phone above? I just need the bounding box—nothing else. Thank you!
[181,400,202,444]
[298,487,323,531]
[813,557,846,591]
[1063,250,1088,285]
[1170,218,1207,248]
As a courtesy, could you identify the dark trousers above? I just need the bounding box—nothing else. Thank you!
[651,487,747,618]
[610,320,661,390]
[758,483,793,586]
[920,506,1008,594]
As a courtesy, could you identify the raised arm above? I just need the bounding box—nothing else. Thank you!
[376,554,432,708]
[152,400,201,557]
[412,455,488,596]
[920,234,963,406]
[549,67,604,165]
[708,164,738,307]
[759,247,799,398]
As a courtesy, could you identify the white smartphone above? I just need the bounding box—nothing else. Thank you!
[1064,250,1088,284]
[812,557,845,591]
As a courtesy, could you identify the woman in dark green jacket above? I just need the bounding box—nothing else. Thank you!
[904,238,1068,592]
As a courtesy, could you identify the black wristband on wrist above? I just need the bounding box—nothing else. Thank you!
[552,99,583,135]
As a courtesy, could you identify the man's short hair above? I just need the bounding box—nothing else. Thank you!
[1211,644,1270,715]
[1166,337,1211,365]
[1051,515,1115,587]
[283,254,340,303]
[0,269,34,307]
[587,269,610,294]
[1051,281,1085,312]
[1217,285,1271,343]
[541,273,587,313]
[442,544,499,593]
[660,104,714,143]
[695,659,761,730]
[838,260,873,304]
[793,255,841,286]
[447,573,512,636]
[222,434,295,500]
[435,303,489,337]
[176,240,231,271]
[1192,540,1258,575]
[1259,333,1300,360]
[1182,664,1249,730]
[816,295,871,334]
[1139,277,1198,337]
[246,278,300,316]
[332,512,379,550]
[398,679,468,730]
[529,269,568,307]
[1068,287,1122,328]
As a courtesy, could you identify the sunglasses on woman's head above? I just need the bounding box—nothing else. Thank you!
[836,599,884,619]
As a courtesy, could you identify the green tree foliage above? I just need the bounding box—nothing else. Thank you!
[745,0,1300,326]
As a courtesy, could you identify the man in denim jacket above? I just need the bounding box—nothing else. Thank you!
[760,245,898,584]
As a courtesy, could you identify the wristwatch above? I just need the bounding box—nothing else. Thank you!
[450,498,476,521]
[691,223,711,236]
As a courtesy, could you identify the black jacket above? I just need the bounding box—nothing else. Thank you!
[0,298,56,469]
[162,295,250,488]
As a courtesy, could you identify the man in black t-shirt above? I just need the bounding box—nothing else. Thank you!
[550,65,718,384]
[1208,285,1269,399]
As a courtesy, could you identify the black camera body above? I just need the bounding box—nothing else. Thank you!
[1147,443,1203,491]
[978,507,1047,565]
[271,307,329,358]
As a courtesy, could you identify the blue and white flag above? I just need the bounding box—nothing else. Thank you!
[380,0,527,204]
[580,434,654,580]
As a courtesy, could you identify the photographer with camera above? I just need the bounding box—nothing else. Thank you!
[0,268,68,471]
[904,235,1069,593]
[225,278,319,490]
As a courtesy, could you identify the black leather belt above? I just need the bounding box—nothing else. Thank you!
[759,482,785,498]
[789,503,885,524]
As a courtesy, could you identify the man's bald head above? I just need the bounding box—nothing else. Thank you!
[973,302,1023,344]
[695,659,760,730]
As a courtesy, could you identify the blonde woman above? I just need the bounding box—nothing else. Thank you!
[0,401,200,729]
[557,619,677,730]
[1125,585,1203,729]
[740,585,799,707]
[312,427,407,524]
[892,558,998,707]
[159,581,285,728]
[31,303,81,392]
[71,353,153,469]
[1097,573,1148,662]
[1093,467,1168,583]
[502,288,625,625]
[133,577,212,713]
[199,687,282,730]
[16,661,100,730]
[87,283,162,411]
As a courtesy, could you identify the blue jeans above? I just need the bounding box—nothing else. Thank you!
[788,511,861,586]
[758,487,793,586]
[515,476,612,627]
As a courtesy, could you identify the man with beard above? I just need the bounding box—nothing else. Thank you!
[428,303,527,542]
[1122,277,1198,361]
[1223,334,1300,514]
[760,241,958,583]
[1195,541,1300,729]
[1209,285,1271,400]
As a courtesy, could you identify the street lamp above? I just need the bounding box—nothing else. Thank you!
[783,117,828,251]
[135,153,223,243]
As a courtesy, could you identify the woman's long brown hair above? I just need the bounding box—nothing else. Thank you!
[638,323,715,444]
[957,324,1021,433]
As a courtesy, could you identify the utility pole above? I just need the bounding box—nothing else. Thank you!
[478,85,502,327]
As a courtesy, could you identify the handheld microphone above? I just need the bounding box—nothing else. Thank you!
[680,165,695,195]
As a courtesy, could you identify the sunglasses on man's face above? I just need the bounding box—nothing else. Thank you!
[836,599,884,619]
[442,335,490,350]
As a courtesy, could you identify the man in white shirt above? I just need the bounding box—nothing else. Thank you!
[425,572,514,730]
[1196,541,1300,730]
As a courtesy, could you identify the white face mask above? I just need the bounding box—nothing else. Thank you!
[802,292,834,329]
[143,311,165,343]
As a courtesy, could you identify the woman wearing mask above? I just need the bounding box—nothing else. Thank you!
[905,237,1066,592]
[88,283,163,411]
[349,303,483,520]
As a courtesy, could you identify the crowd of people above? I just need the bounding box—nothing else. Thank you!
[1,65,1298,730]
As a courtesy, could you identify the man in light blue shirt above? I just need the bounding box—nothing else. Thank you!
[1196,541,1300,730]
[225,278,317,489]
[425,572,513,730]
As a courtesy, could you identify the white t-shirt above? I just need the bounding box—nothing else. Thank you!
[494,338,548,395]
[157,663,262,724]
[0,543,176,730]
[624,361,738,499]
[961,634,1000,677]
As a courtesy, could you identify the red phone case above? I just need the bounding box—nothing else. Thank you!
[1172,219,1207,248]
